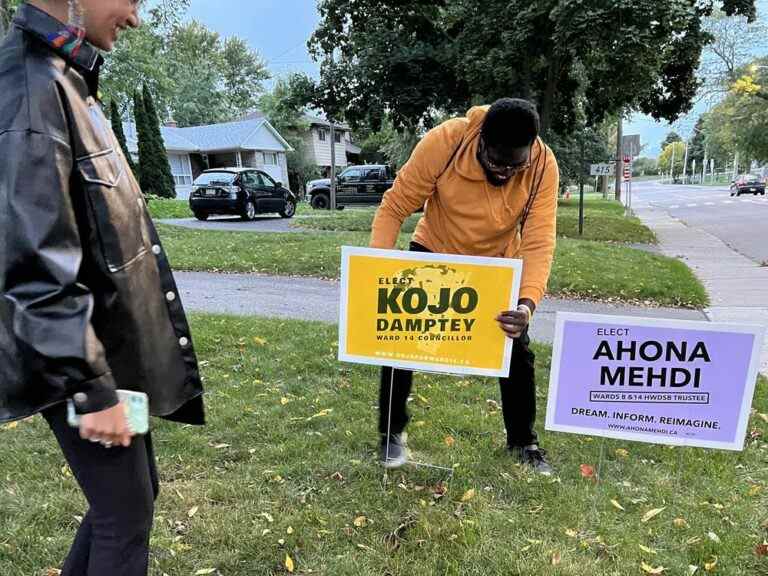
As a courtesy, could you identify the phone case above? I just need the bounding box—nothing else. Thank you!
[67,390,150,435]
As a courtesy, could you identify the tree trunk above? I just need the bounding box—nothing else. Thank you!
[539,56,560,137]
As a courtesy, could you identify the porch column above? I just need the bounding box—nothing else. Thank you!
[236,151,243,167]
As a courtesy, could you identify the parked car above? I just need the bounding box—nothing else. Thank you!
[189,168,297,221]
[307,164,395,209]
[730,174,765,196]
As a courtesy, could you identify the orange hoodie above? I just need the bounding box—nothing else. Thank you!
[370,106,560,306]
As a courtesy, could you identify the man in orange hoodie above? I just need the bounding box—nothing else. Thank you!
[370,98,559,474]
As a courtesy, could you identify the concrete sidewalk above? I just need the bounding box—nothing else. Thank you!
[174,271,706,344]
[634,201,768,376]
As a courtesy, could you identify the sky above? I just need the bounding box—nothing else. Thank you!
[180,0,767,157]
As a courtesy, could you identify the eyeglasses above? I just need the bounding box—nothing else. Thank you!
[480,138,532,174]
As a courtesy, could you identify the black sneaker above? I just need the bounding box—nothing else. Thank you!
[380,433,408,469]
[510,445,554,476]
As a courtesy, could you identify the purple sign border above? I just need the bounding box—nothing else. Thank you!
[545,312,765,451]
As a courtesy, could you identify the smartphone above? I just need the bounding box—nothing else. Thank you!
[67,389,150,435]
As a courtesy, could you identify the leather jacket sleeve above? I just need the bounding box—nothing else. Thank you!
[1,129,119,415]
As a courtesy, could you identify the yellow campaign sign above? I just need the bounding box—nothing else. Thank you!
[339,247,523,377]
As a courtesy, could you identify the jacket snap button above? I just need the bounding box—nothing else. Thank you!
[179,336,189,347]
[166,291,176,302]
[73,392,88,405]
[152,245,161,255]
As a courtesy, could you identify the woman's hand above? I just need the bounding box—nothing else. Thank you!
[79,403,133,448]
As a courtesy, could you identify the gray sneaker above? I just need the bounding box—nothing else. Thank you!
[511,445,554,476]
[380,433,408,469]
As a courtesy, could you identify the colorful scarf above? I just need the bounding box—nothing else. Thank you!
[47,25,86,58]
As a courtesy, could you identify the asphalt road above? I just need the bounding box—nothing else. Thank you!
[632,180,768,265]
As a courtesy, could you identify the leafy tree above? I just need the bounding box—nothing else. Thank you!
[0,0,22,35]
[142,85,176,198]
[109,100,137,174]
[222,37,270,115]
[659,141,687,176]
[705,65,768,165]
[102,5,267,127]
[133,90,149,185]
[699,10,767,101]
[662,132,684,148]
[306,0,757,135]
[688,117,707,167]
[259,76,321,194]
[633,157,659,176]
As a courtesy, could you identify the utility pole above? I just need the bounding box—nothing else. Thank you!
[701,141,709,184]
[329,121,336,211]
[733,150,739,181]
[670,142,676,183]
[614,115,623,202]
[682,141,689,184]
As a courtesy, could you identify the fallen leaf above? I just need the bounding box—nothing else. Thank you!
[673,518,688,528]
[641,507,666,523]
[755,542,768,557]
[194,570,217,575]
[253,337,267,346]
[758,413,768,423]
[551,550,562,565]
[580,464,596,479]
[748,485,762,497]
[615,448,629,459]
[213,443,229,449]
[260,512,274,523]
[187,506,199,518]
[280,397,290,406]
[2,421,19,430]
[565,528,578,538]
[307,409,332,420]
[461,488,476,502]
[641,561,666,574]
[287,526,294,535]
[688,567,699,575]
[331,471,344,482]
[704,556,717,572]
[285,554,295,573]
[639,545,657,555]
[707,531,720,544]
[354,516,367,527]
[611,499,626,511]
[444,435,455,448]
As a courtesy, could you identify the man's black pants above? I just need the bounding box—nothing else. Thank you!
[378,242,539,448]
[43,402,158,576]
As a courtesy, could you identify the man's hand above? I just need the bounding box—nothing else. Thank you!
[80,403,133,448]
[496,298,536,339]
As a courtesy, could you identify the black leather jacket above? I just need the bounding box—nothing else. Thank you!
[0,4,204,424]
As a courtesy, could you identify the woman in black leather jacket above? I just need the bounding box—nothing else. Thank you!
[0,2,205,574]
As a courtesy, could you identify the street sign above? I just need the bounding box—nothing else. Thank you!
[623,155,632,179]
[590,163,615,176]
[622,135,641,158]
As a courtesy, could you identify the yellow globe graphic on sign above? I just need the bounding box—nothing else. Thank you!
[395,264,472,354]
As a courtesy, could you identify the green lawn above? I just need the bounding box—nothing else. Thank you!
[147,197,194,220]
[297,201,656,245]
[146,199,315,220]
[157,204,703,308]
[2,315,766,575]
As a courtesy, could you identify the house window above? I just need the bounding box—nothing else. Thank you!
[168,153,192,186]
[264,152,278,165]
[318,128,327,141]
[334,131,342,143]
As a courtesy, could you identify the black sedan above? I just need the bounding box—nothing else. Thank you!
[730,174,765,197]
[189,168,297,221]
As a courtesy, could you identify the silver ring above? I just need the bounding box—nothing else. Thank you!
[102,440,113,448]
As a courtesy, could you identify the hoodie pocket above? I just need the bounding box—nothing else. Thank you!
[77,149,148,273]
